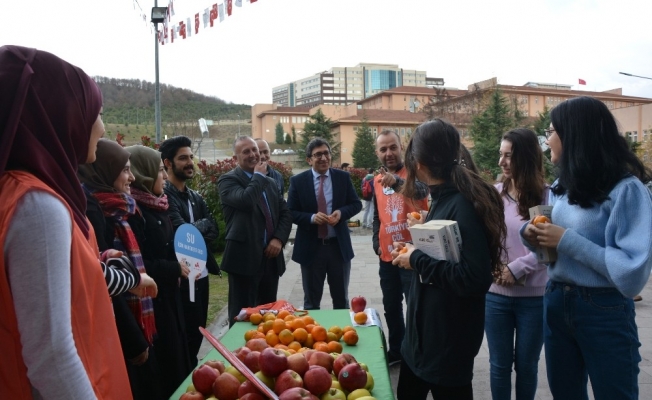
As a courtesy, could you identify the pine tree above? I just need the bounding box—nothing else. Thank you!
[275,122,284,144]
[299,108,340,163]
[469,89,516,178]
[351,117,377,169]
[291,125,297,144]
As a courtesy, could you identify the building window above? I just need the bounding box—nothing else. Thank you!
[628,131,638,142]
[643,130,650,142]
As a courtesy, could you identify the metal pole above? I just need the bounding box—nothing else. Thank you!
[238,115,240,135]
[154,0,162,144]
[619,72,652,80]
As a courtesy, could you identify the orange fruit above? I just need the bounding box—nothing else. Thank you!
[253,331,266,340]
[288,341,302,352]
[263,320,274,333]
[291,318,306,331]
[302,315,315,325]
[343,330,359,346]
[265,331,279,346]
[279,329,294,345]
[410,211,421,220]
[277,310,291,320]
[327,332,338,342]
[313,341,329,352]
[304,334,315,349]
[328,326,343,340]
[263,313,276,322]
[533,215,551,224]
[399,247,408,254]
[272,319,287,334]
[250,313,263,325]
[293,328,308,344]
[327,341,343,354]
[244,329,259,341]
[257,324,265,333]
[311,325,328,342]
[354,312,368,325]
[305,324,316,334]
[342,325,355,334]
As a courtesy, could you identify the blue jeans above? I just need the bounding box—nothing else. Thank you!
[363,200,374,227]
[379,260,412,356]
[485,293,543,400]
[544,281,641,400]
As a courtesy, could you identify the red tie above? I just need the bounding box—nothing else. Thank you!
[317,175,328,239]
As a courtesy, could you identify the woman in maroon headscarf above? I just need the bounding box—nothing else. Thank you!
[0,45,132,399]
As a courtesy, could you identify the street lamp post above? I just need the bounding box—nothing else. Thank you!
[151,5,167,144]
[238,114,241,135]
[619,72,652,81]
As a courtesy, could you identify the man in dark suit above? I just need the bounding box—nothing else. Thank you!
[254,138,285,195]
[287,138,362,310]
[217,136,293,326]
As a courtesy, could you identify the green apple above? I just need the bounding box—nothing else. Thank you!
[320,388,347,400]
[358,362,369,372]
[347,388,371,400]
[224,365,246,383]
[331,380,343,391]
[185,383,196,392]
[255,370,275,389]
[364,371,374,391]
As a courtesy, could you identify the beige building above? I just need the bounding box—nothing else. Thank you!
[611,103,652,144]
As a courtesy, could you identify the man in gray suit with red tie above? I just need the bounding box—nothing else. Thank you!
[287,138,362,310]
[218,136,293,325]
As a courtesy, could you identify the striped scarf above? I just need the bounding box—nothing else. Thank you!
[93,191,157,345]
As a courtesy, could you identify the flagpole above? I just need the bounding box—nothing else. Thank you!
[154,0,162,144]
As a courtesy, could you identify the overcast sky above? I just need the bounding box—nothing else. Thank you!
[3,0,651,105]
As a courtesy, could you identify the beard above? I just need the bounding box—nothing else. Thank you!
[172,163,194,181]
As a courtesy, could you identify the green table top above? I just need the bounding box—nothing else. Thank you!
[170,309,393,399]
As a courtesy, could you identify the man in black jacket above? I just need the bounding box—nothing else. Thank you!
[159,135,220,365]
[254,138,285,195]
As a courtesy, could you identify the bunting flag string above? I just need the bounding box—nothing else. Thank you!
[156,0,260,45]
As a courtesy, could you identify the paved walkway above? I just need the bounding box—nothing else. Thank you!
[201,213,652,399]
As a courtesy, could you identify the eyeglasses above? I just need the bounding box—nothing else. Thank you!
[544,128,556,139]
[311,151,331,160]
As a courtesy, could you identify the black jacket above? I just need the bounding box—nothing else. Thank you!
[267,165,285,195]
[164,182,220,275]
[402,183,494,387]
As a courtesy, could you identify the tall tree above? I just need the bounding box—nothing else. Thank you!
[299,108,340,163]
[275,122,284,144]
[291,125,297,144]
[532,106,556,182]
[351,117,377,169]
[469,89,516,179]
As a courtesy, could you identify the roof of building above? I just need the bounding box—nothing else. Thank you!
[255,106,311,118]
[334,109,427,125]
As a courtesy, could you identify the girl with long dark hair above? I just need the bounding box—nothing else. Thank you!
[392,118,506,399]
[522,96,652,400]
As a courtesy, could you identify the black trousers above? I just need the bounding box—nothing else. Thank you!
[180,275,209,366]
[227,257,279,327]
[300,239,350,310]
[397,361,473,400]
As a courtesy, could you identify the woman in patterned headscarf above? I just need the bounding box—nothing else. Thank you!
[0,45,131,399]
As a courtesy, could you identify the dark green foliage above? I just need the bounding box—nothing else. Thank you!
[470,89,519,179]
[275,122,284,144]
[351,117,377,169]
[284,134,292,144]
[291,126,297,144]
[299,108,340,163]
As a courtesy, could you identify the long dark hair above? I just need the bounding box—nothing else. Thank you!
[500,128,546,219]
[403,119,506,275]
[550,96,652,207]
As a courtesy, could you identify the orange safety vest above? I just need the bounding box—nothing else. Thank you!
[374,168,429,261]
[0,171,132,400]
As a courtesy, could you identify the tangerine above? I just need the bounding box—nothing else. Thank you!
[343,330,359,346]
[250,313,263,325]
[311,325,328,342]
[354,312,368,325]
[305,324,316,334]
[304,333,315,349]
[327,332,338,342]
[293,328,308,344]
[313,341,329,352]
[291,318,306,331]
[328,326,343,340]
[265,331,279,346]
[277,310,291,320]
[302,315,316,325]
[272,319,287,334]
[399,247,408,254]
[263,312,276,322]
[327,341,343,354]
[244,329,258,341]
[410,211,422,220]
[342,325,355,334]
[262,320,274,333]
[288,341,302,352]
[253,331,266,340]
[533,215,551,224]
[279,329,294,345]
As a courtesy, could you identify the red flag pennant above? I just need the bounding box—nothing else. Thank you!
[210,4,218,27]
[195,13,200,34]
[578,79,586,85]
[250,0,258,3]
[227,0,233,16]
[179,21,186,39]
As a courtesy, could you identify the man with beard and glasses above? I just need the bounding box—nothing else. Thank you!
[254,138,285,195]
[159,135,221,366]
[218,136,292,325]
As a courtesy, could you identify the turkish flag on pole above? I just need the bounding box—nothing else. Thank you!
[227,0,233,16]
[578,79,587,85]
[210,4,218,27]
[195,13,200,34]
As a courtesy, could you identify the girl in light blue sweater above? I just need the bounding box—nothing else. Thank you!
[522,96,652,400]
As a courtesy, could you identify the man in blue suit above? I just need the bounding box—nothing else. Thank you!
[287,138,362,310]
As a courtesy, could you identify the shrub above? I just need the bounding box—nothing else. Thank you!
[343,167,367,199]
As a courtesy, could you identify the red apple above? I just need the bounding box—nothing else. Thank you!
[179,391,205,400]
[259,347,289,377]
[308,351,334,373]
[203,359,225,375]
[278,387,314,400]
[192,364,219,396]
[233,346,252,363]
[212,372,240,400]
[240,393,266,400]
[303,365,332,396]
[303,349,316,362]
[320,388,347,400]
[337,363,367,393]
[243,350,261,373]
[246,338,269,352]
[275,369,304,394]
[238,380,264,398]
[350,296,366,312]
[332,353,357,377]
[287,352,310,377]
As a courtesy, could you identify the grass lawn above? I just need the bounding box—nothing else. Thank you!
[207,254,228,324]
